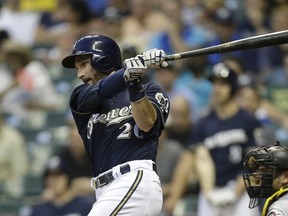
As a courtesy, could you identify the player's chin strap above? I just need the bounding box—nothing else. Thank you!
[262,186,288,216]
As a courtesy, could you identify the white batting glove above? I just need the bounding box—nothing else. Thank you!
[123,56,147,81]
[207,188,237,207]
[142,48,168,68]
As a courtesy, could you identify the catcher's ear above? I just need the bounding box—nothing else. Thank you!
[282,171,288,184]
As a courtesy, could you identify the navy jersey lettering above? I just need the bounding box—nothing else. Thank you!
[70,82,170,177]
[189,109,265,186]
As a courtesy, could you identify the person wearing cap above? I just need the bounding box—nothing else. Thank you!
[164,63,266,216]
[205,7,259,73]
[0,39,63,128]
[20,156,94,216]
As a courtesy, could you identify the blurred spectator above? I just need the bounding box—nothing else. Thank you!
[153,64,196,121]
[157,129,185,216]
[237,83,288,144]
[239,0,269,36]
[0,0,41,46]
[122,44,138,60]
[161,95,199,216]
[165,63,265,216]
[0,40,65,128]
[236,84,276,143]
[262,52,288,88]
[205,6,261,74]
[174,56,213,120]
[166,95,194,148]
[103,0,130,19]
[34,0,93,48]
[0,113,28,198]
[260,53,288,136]
[148,0,212,55]
[257,4,288,76]
[19,155,94,216]
[119,0,170,52]
[46,117,94,200]
[202,0,225,13]
[84,0,107,17]
[181,0,207,28]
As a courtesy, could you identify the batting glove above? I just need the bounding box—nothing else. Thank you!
[142,48,168,68]
[207,188,237,207]
[123,55,147,81]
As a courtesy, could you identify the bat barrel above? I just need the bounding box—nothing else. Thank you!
[165,30,288,61]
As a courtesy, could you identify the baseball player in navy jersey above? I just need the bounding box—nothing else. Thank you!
[165,63,265,216]
[61,34,170,216]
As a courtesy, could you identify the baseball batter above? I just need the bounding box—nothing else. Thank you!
[61,34,170,215]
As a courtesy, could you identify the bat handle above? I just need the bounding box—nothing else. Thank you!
[165,54,182,61]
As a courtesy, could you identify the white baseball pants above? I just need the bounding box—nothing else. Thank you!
[88,160,163,216]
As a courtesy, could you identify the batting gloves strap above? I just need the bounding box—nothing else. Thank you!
[142,48,168,68]
[123,56,147,81]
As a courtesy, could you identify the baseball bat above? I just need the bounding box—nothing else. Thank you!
[165,30,288,61]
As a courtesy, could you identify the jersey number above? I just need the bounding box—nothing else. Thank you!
[118,123,132,139]
[117,123,143,139]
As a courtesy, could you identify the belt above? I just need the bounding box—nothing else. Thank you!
[93,162,157,189]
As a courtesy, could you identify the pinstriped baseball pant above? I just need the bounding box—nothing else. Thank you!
[88,160,162,216]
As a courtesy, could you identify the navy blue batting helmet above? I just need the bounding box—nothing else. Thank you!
[62,34,123,73]
[208,63,239,96]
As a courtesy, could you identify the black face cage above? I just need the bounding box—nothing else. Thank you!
[243,143,288,208]
[243,170,275,208]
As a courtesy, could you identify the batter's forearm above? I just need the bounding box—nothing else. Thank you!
[131,98,157,132]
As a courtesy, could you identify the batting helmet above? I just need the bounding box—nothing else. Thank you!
[243,142,288,208]
[62,34,123,73]
[208,63,238,96]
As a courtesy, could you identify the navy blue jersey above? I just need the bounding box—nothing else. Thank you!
[189,109,264,186]
[27,196,94,216]
[70,79,170,177]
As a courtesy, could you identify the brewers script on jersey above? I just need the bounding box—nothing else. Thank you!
[70,76,169,177]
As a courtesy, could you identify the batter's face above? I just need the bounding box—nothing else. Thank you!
[75,55,107,85]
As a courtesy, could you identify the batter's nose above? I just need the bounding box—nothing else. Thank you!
[77,69,85,80]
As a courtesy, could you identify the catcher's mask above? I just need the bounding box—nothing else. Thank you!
[62,34,123,74]
[243,142,288,208]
